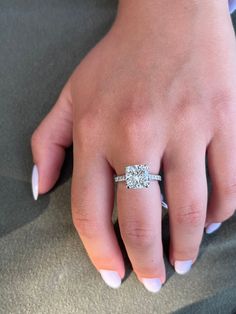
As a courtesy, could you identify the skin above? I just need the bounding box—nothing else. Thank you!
[31,0,236,285]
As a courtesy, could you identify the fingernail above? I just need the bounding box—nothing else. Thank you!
[161,193,168,209]
[32,165,39,200]
[99,270,121,289]
[205,223,222,234]
[141,278,162,293]
[175,260,192,275]
[161,201,168,209]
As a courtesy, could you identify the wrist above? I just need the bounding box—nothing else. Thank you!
[117,0,228,14]
[113,0,229,44]
[115,0,228,28]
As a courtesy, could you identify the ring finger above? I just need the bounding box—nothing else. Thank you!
[113,155,165,293]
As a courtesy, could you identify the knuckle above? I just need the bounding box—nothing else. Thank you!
[76,112,99,147]
[120,220,157,248]
[211,89,236,121]
[118,106,153,144]
[211,88,235,107]
[72,207,102,239]
[219,182,236,198]
[174,203,204,227]
[77,113,95,135]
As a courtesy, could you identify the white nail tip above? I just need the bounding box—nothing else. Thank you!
[99,270,121,289]
[141,278,162,293]
[162,201,168,209]
[32,165,39,200]
[205,223,222,234]
[175,260,192,275]
[161,193,168,209]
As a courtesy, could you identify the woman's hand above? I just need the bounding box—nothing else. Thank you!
[31,0,236,292]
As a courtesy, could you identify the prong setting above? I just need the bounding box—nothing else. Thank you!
[125,164,150,189]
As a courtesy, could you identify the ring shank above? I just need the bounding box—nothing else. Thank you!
[114,174,162,182]
[149,174,162,181]
[114,175,126,182]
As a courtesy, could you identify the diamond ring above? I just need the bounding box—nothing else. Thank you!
[114,164,168,208]
[114,164,162,189]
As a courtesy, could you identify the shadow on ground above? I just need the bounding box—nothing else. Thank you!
[0,146,73,238]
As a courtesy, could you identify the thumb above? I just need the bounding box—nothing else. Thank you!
[31,82,73,200]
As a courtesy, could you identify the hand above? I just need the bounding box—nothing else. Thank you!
[31,0,236,292]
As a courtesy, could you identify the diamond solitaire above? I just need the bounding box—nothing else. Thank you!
[114,164,162,189]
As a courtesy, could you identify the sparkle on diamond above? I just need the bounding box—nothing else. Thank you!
[125,165,150,189]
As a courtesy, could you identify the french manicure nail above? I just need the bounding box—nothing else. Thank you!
[175,260,192,275]
[141,278,162,293]
[32,164,39,200]
[205,223,222,234]
[99,270,121,289]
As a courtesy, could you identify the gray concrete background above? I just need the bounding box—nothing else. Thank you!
[0,1,236,313]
